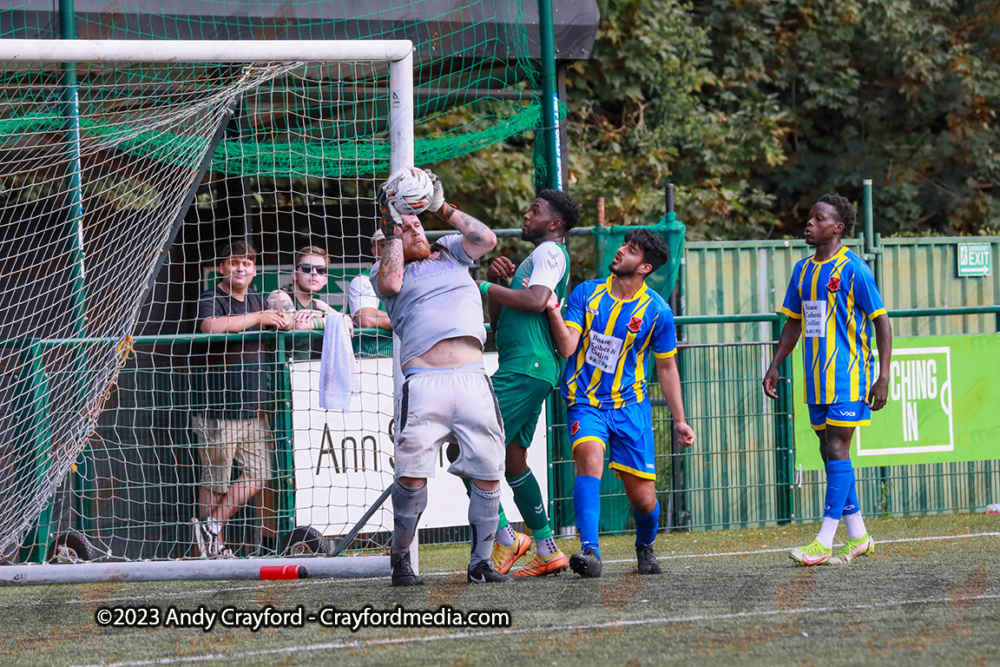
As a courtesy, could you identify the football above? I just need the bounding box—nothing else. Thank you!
[387,166,434,215]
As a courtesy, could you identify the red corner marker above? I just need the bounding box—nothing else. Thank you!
[260,565,307,580]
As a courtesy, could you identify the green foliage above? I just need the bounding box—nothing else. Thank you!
[442,0,1000,241]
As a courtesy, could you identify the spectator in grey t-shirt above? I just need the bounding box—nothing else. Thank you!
[370,168,511,587]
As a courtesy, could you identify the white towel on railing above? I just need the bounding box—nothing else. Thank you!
[320,313,360,411]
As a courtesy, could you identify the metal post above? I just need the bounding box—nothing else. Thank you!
[863,180,890,511]
[538,0,562,190]
[863,179,881,287]
[59,0,95,538]
[274,334,296,549]
[772,315,793,524]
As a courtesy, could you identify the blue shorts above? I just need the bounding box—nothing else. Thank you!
[567,401,656,480]
[808,400,872,430]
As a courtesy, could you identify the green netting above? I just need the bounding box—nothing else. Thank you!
[594,213,687,301]
[0,0,541,176]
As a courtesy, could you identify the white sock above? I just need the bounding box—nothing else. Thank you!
[844,512,867,540]
[496,524,516,547]
[537,537,559,557]
[816,517,839,549]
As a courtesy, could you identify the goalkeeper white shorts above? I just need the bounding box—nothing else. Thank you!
[394,364,506,481]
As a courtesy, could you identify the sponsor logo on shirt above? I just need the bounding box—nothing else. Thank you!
[627,316,643,333]
[586,307,599,315]
[827,276,841,292]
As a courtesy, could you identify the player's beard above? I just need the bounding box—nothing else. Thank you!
[404,237,432,262]
[521,226,543,243]
[609,261,637,277]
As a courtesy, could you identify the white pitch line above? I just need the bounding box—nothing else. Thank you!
[602,531,1000,564]
[67,592,1000,667]
[11,531,1000,608]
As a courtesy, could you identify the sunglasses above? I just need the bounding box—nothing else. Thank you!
[298,263,328,275]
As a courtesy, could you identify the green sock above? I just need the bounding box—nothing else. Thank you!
[508,468,552,541]
[464,477,514,546]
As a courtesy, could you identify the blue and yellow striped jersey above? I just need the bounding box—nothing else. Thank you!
[781,246,887,405]
[562,277,677,409]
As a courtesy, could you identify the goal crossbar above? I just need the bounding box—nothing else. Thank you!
[0,39,414,63]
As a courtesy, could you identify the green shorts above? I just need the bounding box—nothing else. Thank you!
[490,369,554,448]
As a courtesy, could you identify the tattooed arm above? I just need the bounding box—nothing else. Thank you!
[375,238,404,296]
[432,203,497,260]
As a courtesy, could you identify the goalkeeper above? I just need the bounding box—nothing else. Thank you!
[476,190,579,577]
[371,169,511,586]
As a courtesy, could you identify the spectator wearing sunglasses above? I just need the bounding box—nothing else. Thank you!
[267,245,336,360]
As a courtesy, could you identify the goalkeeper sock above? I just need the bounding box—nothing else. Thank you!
[465,477,514,546]
[634,501,660,547]
[468,482,501,567]
[574,475,602,559]
[390,479,426,557]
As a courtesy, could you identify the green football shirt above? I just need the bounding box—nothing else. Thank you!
[494,241,570,386]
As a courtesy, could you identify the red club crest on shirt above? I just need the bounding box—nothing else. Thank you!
[570,421,581,436]
[627,316,643,333]
[827,276,841,293]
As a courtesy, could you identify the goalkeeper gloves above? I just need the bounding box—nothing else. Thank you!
[376,181,403,240]
[423,168,446,214]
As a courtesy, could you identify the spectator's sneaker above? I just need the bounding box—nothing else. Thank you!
[390,552,424,587]
[513,550,569,577]
[491,532,531,574]
[636,545,662,575]
[569,548,603,578]
[467,559,514,584]
[789,539,832,566]
[191,517,212,559]
[831,534,875,565]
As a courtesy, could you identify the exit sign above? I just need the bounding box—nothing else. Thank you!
[957,243,991,277]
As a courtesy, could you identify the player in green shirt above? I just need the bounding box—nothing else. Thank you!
[477,189,579,576]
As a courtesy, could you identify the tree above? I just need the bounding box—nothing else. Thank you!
[440,0,1000,240]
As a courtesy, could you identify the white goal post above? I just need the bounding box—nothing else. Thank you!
[0,39,414,584]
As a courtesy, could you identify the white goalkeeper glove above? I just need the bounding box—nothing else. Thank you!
[423,168,446,214]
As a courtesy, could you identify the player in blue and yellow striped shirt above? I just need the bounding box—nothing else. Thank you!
[764,194,893,567]
[547,229,696,578]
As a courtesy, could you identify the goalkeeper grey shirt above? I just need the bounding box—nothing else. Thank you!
[370,233,486,368]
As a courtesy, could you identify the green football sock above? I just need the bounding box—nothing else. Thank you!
[508,468,552,541]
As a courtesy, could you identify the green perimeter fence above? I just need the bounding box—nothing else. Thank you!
[6,233,1000,562]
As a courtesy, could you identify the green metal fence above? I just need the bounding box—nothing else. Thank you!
[14,229,1000,561]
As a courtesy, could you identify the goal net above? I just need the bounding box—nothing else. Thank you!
[0,40,413,579]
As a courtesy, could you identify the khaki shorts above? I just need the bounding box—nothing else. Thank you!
[395,366,506,481]
[191,414,273,494]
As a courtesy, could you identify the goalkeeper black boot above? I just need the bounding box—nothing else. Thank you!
[636,545,662,575]
[390,552,424,587]
[569,548,603,578]
[467,559,514,584]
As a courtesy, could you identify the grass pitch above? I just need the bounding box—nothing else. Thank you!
[1,514,997,666]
